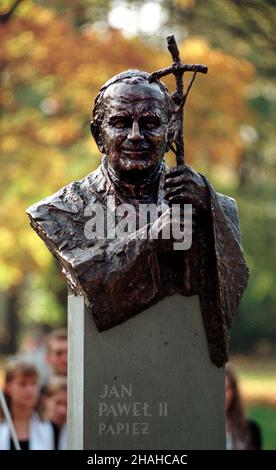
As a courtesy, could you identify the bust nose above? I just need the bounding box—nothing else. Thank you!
[127,121,144,142]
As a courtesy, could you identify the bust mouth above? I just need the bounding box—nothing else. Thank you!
[121,148,149,156]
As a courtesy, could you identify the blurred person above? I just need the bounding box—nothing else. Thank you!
[45,328,67,377]
[226,365,262,450]
[43,376,67,450]
[0,358,54,450]
[19,328,51,386]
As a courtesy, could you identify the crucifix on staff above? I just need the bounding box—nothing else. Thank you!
[149,34,208,166]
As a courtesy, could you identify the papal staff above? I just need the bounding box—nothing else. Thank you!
[0,388,21,450]
[149,34,208,166]
[149,35,208,291]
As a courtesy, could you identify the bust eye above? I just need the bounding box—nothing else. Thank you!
[140,117,161,130]
[114,120,126,129]
[110,117,131,129]
[146,122,158,130]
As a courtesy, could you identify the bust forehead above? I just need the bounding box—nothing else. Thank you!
[103,79,167,105]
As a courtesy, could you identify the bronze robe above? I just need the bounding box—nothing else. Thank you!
[26,158,249,367]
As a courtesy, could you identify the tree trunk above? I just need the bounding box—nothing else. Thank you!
[1,286,21,354]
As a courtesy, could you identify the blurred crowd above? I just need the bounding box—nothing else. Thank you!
[0,328,68,450]
[0,328,262,450]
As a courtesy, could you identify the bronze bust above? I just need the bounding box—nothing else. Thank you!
[26,56,249,367]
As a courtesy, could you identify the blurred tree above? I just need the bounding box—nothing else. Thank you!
[39,0,113,28]
[162,0,276,78]
[0,0,22,24]
[37,0,276,78]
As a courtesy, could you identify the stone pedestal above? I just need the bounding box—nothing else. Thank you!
[68,293,225,450]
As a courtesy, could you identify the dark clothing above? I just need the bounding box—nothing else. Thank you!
[10,438,29,450]
[249,419,262,450]
[50,421,60,450]
[227,419,262,450]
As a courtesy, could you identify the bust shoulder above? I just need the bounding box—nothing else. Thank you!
[25,165,106,254]
[216,192,241,246]
[26,165,105,223]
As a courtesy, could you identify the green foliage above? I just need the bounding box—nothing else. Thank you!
[247,404,276,450]
[159,0,276,78]
[212,178,276,352]
[231,357,276,449]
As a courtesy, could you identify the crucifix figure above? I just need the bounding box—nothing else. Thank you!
[26,35,249,367]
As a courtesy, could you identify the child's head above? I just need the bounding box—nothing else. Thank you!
[43,376,67,427]
[3,359,40,414]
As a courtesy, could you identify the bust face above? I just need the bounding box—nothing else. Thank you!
[99,79,169,180]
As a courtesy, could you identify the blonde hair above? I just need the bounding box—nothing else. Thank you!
[44,375,67,398]
[0,358,41,421]
[46,328,67,353]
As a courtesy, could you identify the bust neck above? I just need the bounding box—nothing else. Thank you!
[102,155,164,205]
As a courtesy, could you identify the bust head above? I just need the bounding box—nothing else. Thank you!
[91,70,172,181]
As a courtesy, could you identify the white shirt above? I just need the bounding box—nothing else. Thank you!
[0,412,54,450]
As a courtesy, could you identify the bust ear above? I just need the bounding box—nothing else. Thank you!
[90,121,105,153]
[165,123,174,153]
